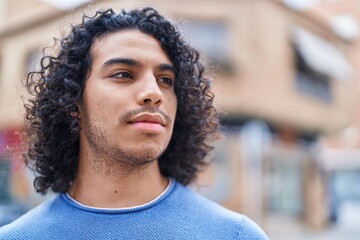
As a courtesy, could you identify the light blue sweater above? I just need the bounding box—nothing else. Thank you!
[0,179,268,239]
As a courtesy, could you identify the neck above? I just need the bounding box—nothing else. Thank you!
[68,148,168,208]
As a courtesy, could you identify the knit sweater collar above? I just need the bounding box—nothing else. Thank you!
[61,179,175,214]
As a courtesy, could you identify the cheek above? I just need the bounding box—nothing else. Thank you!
[166,92,177,116]
[83,94,115,124]
[86,99,106,118]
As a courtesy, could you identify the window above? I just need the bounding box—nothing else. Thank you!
[0,132,10,203]
[0,158,11,202]
[294,47,332,102]
[291,27,352,102]
[178,20,233,73]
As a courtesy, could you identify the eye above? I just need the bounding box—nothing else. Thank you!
[109,71,133,79]
[158,77,174,88]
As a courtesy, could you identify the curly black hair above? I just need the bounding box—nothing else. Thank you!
[24,7,219,193]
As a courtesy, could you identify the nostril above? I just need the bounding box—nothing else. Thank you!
[139,92,163,106]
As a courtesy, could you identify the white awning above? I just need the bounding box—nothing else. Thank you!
[292,27,352,81]
[329,15,359,42]
[282,0,320,12]
[38,0,90,10]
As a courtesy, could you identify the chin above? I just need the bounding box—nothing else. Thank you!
[139,146,165,160]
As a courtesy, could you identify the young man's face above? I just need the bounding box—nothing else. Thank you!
[79,30,177,169]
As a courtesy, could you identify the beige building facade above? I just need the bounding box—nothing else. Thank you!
[0,0,355,131]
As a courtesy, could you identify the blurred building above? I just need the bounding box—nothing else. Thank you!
[0,0,360,234]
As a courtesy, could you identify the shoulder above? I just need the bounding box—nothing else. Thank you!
[167,182,269,239]
[235,215,269,239]
[0,194,61,239]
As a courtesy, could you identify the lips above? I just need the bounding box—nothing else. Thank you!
[128,113,166,126]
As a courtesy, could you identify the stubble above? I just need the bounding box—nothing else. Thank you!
[81,106,168,176]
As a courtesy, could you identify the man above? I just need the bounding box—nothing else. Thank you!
[0,7,268,239]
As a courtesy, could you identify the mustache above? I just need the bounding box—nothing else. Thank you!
[122,107,172,126]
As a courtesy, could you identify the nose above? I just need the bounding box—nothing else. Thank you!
[136,74,164,107]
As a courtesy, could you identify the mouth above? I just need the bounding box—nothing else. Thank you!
[128,113,166,126]
[127,113,167,133]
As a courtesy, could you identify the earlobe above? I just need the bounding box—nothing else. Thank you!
[71,104,82,129]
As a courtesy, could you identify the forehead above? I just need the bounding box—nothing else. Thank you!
[90,30,172,66]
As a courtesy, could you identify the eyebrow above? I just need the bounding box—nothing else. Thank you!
[102,57,138,69]
[158,64,177,76]
[101,57,177,76]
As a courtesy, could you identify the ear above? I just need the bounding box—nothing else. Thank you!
[70,103,82,129]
